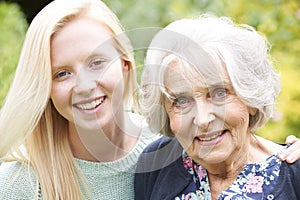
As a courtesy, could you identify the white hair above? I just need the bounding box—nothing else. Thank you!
[140,14,281,137]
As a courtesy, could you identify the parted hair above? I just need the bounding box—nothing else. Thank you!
[0,0,137,199]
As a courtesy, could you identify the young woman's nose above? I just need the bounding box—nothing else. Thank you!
[73,69,97,95]
[193,101,215,131]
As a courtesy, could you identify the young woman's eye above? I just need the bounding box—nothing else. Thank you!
[54,70,71,80]
[90,59,105,69]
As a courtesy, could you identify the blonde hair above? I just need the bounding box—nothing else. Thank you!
[0,0,137,199]
[140,14,280,137]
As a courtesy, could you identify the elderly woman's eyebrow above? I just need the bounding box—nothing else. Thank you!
[207,81,232,88]
[165,90,190,98]
[190,82,232,90]
[209,84,230,88]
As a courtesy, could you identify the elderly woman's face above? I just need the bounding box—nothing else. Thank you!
[163,61,256,164]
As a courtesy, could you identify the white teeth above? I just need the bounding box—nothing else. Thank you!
[76,98,104,110]
[199,132,222,141]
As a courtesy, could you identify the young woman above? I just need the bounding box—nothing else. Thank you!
[0,0,158,199]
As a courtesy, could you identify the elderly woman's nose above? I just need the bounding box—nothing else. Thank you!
[193,101,215,131]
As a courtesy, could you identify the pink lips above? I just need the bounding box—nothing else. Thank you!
[73,96,106,114]
[195,130,227,146]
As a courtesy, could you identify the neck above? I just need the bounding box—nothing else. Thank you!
[205,151,249,181]
[68,112,141,162]
[202,136,253,199]
[199,134,281,199]
[201,134,275,177]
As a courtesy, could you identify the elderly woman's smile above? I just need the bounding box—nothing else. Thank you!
[163,57,255,165]
[135,14,300,200]
[195,129,226,143]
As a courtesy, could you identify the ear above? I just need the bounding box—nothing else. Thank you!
[121,59,130,74]
[248,107,258,116]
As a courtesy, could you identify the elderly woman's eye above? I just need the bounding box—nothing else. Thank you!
[173,97,191,107]
[211,88,227,101]
[170,96,194,113]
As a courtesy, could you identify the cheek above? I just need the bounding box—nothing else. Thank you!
[168,112,195,151]
[165,107,181,134]
[51,82,70,101]
[168,112,192,137]
[169,114,181,134]
[224,101,250,129]
[99,63,125,93]
[50,82,72,113]
[51,87,62,106]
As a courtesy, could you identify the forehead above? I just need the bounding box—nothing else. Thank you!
[163,56,230,92]
[51,17,117,67]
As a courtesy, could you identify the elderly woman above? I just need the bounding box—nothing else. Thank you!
[135,15,300,200]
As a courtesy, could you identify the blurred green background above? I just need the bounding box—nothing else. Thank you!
[0,0,299,142]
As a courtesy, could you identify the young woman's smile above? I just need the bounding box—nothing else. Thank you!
[73,96,106,114]
[50,17,128,131]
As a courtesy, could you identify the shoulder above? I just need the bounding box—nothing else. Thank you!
[255,135,284,155]
[136,136,183,173]
[142,136,174,153]
[280,159,300,177]
[128,112,162,150]
[134,137,191,200]
[0,161,37,199]
[139,125,162,149]
[270,160,300,198]
[279,160,300,189]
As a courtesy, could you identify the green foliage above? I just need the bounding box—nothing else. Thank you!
[0,2,27,106]
[1,0,299,142]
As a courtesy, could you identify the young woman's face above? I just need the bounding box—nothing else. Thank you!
[163,61,256,165]
[50,17,128,131]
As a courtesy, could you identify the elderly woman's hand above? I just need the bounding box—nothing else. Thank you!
[279,135,300,163]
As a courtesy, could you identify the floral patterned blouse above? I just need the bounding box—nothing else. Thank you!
[175,148,285,200]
